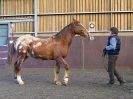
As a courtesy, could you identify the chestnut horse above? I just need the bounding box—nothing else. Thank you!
[8,19,89,85]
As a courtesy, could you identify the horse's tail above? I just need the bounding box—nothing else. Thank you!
[8,43,16,66]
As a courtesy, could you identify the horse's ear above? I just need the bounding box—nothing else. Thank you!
[72,18,79,25]
[72,18,80,23]
[73,18,77,22]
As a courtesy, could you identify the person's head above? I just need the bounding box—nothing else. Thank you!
[110,27,119,35]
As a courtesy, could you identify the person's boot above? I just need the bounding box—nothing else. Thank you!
[117,76,125,86]
[119,80,125,86]
[114,71,125,86]
[107,81,114,87]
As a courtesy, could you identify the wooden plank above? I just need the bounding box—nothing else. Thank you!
[38,17,41,32]
[124,1,128,30]
[58,0,61,13]
[121,0,125,30]
[41,16,43,32]
[43,0,46,13]
[131,13,133,30]
[29,0,32,14]
[2,0,5,15]
[102,0,107,30]
[100,0,103,30]
[117,0,121,29]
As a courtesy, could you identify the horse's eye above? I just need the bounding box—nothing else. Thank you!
[81,30,84,32]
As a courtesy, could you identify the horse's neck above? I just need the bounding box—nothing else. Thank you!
[56,29,75,46]
[65,30,75,45]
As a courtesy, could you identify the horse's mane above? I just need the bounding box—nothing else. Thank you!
[54,20,81,39]
[54,23,73,38]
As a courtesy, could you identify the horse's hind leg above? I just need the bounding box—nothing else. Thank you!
[14,54,27,85]
[54,61,62,85]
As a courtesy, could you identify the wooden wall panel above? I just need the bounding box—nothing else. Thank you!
[1,0,33,15]
[38,0,110,13]
[37,0,111,33]
[0,0,34,35]
[0,0,133,36]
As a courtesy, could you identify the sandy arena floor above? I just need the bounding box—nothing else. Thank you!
[0,68,132,99]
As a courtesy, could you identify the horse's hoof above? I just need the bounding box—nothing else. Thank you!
[14,79,25,85]
[63,78,69,86]
[18,81,25,85]
[63,82,68,86]
[16,80,24,85]
[14,77,17,79]
[55,81,62,85]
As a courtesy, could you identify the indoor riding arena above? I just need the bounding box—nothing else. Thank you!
[0,0,133,99]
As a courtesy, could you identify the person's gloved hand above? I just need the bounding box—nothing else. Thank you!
[102,48,107,57]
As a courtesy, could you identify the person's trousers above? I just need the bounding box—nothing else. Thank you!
[108,55,123,83]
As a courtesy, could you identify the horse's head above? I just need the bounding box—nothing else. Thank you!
[72,18,89,37]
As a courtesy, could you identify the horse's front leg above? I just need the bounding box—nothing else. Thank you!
[14,54,27,85]
[56,57,70,86]
[54,61,62,85]
[62,59,70,86]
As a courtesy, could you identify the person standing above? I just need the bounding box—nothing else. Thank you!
[103,27,125,86]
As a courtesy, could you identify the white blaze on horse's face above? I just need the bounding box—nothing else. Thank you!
[33,42,42,48]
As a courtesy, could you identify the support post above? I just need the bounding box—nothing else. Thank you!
[82,39,85,70]
[34,0,38,36]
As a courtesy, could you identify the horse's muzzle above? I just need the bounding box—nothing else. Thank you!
[84,32,90,37]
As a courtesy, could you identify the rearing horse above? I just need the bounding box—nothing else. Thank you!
[8,19,89,85]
